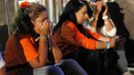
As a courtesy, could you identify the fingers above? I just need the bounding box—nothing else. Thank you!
[48,21,53,29]
[41,20,53,34]
[43,20,49,34]
[97,1,103,6]
[96,1,103,12]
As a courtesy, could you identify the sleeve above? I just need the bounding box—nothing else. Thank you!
[85,28,101,40]
[0,53,5,68]
[61,22,97,50]
[20,37,38,62]
[61,24,78,45]
[75,30,97,50]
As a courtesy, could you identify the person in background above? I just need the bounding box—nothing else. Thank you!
[84,0,132,75]
[96,2,132,75]
[4,1,88,75]
[0,52,6,75]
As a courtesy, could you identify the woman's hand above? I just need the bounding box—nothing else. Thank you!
[39,20,53,36]
[96,1,103,13]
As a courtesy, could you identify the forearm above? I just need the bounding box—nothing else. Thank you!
[96,41,113,49]
[38,35,48,66]
[52,46,62,64]
[96,41,106,49]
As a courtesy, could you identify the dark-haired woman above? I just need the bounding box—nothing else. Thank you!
[87,1,132,75]
[52,0,116,75]
[4,2,88,75]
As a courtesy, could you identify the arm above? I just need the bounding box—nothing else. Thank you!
[50,36,63,64]
[61,22,115,50]
[102,3,117,37]
[102,14,117,37]
[20,35,48,68]
[75,29,115,50]
[52,46,63,64]
[20,20,51,68]
[89,1,103,28]
[85,27,110,42]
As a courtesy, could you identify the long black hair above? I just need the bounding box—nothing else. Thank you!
[53,0,96,39]
[53,0,83,32]
[12,3,46,38]
[96,6,106,32]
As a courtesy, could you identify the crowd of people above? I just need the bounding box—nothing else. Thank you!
[0,0,133,75]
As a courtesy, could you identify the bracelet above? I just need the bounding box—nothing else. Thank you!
[102,15,108,20]
[35,35,47,41]
[105,42,110,49]
[89,17,94,22]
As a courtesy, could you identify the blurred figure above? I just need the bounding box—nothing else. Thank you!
[84,0,132,75]
[0,52,6,75]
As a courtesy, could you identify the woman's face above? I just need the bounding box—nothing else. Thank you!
[75,5,88,24]
[32,11,48,34]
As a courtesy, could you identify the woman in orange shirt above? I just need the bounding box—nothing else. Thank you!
[52,0,116,75]
[4,1,88,75]
[52,0,115,60]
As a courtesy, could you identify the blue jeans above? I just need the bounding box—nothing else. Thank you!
[33,65,64,75]
[33,59,88,75]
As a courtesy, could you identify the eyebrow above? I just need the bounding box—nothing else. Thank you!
[39,17,48,21]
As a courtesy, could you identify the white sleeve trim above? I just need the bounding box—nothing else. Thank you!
[0,53,5,68]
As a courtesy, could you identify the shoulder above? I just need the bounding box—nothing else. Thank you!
[61,21,77,31]
[20,34,33,41]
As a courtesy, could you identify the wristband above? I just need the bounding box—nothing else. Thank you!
[105,42,110,49]
[35,35,47,41]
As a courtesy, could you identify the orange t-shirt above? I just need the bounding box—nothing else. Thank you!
[19,35,38,62]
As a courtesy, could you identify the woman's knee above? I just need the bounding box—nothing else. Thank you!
[33,65,64,75]
[60,59,79,66]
